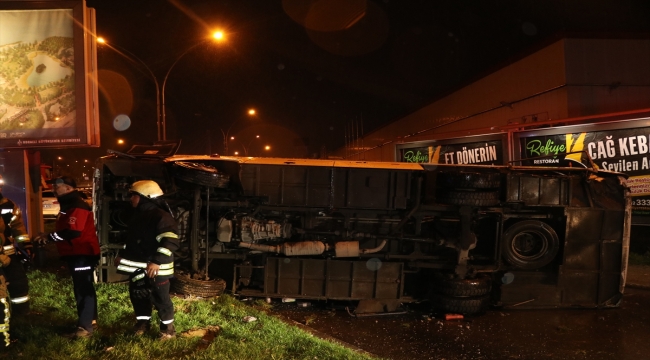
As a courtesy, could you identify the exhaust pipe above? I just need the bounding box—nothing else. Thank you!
[239,239,387,257]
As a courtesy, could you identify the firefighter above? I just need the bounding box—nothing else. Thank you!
[114,180,179,340]
[34,176,100,338]
[0,271,9,348]
[0,174,32,334]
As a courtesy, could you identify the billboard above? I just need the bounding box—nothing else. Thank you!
[0,1,99,149]
[396,134,507,165]
[515,118,650,213]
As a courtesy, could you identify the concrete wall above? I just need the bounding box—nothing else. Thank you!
[343,38,650,162]
[565,38,650,117]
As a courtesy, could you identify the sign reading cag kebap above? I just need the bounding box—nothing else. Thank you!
[520,128,650,210]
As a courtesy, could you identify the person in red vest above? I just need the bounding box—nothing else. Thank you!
[34,176,100,339]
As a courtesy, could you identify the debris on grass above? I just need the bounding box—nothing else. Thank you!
[304,314,317,325]
[181,326,222,349]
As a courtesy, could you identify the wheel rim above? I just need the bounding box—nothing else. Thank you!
[510,231,548,261]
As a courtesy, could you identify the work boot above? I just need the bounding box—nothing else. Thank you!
[159,323,175,340]
[133,320,151,336]
[65,326,92,339]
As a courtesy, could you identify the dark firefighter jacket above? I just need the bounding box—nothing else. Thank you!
[48,190,100,258]
[117,199,179,278]
[0,195,30,255]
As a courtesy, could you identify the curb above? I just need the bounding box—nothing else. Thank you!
[626,282,650,291]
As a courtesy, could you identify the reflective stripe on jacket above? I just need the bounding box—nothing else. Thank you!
[117,259,174,276]
[120,199,179,277]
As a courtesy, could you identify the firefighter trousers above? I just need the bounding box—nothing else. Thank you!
[66,256,98,332]
[129,276,174,328]
[0,273,9,348]
[4,255,29,316]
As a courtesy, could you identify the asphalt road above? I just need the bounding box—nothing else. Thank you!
[271,287,650,360]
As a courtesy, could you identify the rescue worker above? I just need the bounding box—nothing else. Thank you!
[0,174,32,346]
[34,176,100,339]
[115,180,179,339]
[0,271,8,348]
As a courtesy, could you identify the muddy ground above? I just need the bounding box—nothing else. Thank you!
[268,288,650,360]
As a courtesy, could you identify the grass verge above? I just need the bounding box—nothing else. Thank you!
[4,270,377,360]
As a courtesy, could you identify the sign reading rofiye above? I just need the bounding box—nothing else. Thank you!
[520,126,650,210]
[399,140,504,165]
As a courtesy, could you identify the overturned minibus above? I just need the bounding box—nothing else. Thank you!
[93,144,630,314]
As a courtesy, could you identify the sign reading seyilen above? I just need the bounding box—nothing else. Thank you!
[520,128,650,210]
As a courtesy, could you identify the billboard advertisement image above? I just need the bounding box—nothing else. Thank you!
[519,124,650,212]
[399,139,504,165]
[0,3,98,148]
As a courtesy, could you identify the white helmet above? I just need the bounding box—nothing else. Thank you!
[130,180,163,198]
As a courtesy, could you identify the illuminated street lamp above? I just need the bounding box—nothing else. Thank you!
[98,30,225,141]
[97,37,162,141]
[222,108,257,154]
[53,156,63,176]
[117,139,125,145]
[161,30,226,141]
[238,135,261,156]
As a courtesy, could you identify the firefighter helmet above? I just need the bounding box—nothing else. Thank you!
[130,180,163,199]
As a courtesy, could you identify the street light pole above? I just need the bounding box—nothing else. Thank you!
[220,120,239,154]
[99,31,224,142]
[161,31,225,141]
[220,109,257,154]
[97,38,162,141]
[161,41,204,142]
[235,135,260,156]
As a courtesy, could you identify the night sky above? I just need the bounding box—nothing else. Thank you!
[43,0,650,167]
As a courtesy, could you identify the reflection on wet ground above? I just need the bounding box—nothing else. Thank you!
[271,288,650,360]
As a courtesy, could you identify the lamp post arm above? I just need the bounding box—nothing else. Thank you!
[222,118,244,155]
[161,41,206,141]
[102,43,162,141]
[220,128,228,154]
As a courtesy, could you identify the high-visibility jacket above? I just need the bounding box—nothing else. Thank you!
[0,196,30,254]
[48,191,100,258]
[117,199,179,278]
[0,195,31,316]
